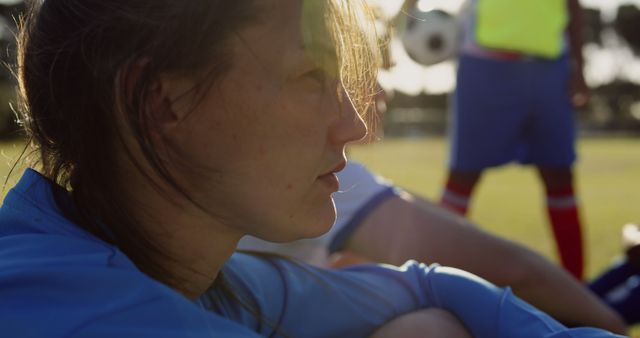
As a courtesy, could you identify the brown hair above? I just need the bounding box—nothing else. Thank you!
[16,0,379,291]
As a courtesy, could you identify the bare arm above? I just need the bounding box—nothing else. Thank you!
[567,0,585,75]
[341,191,626,334]
[567,0,590,107]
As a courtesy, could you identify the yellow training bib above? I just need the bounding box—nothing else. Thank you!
[475,0,568,58]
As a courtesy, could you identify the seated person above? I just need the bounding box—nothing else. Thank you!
[589,223,640,325]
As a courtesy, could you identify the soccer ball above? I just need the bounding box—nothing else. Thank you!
[401,9,460,66]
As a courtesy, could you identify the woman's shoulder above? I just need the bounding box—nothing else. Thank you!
[0,169,127,270]
[0,226,256,337]
[0,170,262,338]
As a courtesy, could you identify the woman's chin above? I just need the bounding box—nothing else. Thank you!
[305,217,336,238]
[307,203,338,236]
[253,212,335,244]
[288,206,337,241]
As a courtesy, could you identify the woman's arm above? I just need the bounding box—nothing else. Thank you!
[211,253,622,338]
[342,191,626,334]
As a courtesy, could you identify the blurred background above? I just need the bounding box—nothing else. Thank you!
[0,0,637,136]
[368,0,640,136]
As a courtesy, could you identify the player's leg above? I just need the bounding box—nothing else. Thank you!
[590,224,640,325]
[589,259,640,325]
[605,278,640,325]
[591,224,640,296]
[444,54,530,216]
[369,308,471,338]
[589,260,637,299]
[527,54,583,280]
[538,166,584,280]
[441,170,481,215]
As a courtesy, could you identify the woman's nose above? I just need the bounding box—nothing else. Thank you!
[330,92,368,146]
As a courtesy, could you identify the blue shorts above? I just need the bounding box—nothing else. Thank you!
[449,53,576,171]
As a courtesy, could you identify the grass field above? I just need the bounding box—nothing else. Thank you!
[350,136,640,279]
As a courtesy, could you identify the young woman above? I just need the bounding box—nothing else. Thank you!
[0,0,624,337]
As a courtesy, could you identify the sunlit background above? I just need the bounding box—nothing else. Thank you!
[370,0,640,96]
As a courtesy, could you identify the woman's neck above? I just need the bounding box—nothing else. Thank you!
[154,210,241,300]
[122,168,243,300]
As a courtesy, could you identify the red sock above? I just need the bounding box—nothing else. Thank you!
[440,177,474,215]
[546,186,584,280]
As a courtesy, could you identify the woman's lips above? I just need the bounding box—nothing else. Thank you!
[317,160,346,192]
[318,172,339,191]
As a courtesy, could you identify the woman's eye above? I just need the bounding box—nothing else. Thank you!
[303,68,327,85]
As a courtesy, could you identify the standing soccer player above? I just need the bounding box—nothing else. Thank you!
[439,0,589,280]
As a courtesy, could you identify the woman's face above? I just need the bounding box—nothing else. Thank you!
[167,0,367,242]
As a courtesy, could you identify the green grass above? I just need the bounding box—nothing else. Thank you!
[350,136,640,279]
[0,142,28,190]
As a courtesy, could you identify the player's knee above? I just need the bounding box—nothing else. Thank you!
[369,308,471,338]
[448,170,482,188]
[538,166,574,189]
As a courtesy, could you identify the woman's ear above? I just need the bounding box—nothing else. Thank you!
[120,58,195,132]
[147,75,179,127]
[154,73,198,129]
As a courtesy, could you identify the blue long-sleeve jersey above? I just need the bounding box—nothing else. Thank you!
[0,169,623,337]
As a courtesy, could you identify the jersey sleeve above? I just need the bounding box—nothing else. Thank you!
[210,253,623,338]
[0,235,262,338]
